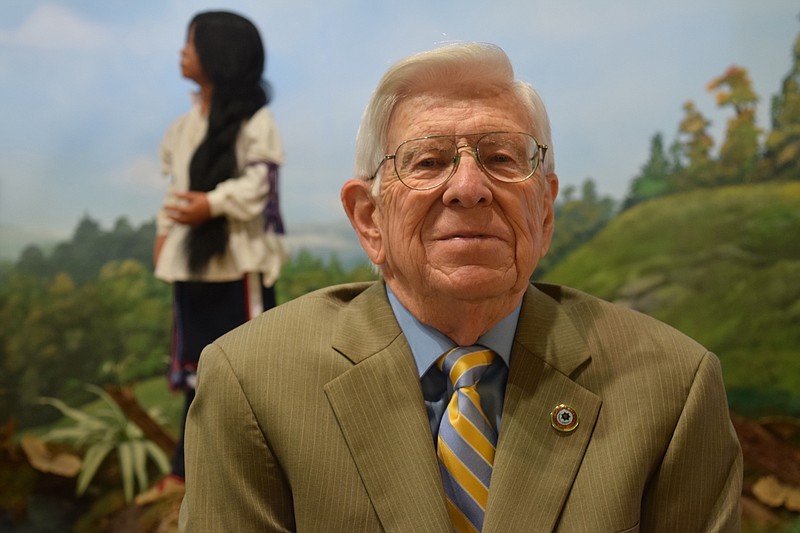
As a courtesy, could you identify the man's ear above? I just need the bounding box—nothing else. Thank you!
[539,172,559,257]
[341,179,385,265]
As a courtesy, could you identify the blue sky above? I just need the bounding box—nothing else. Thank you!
[0,1,798,247]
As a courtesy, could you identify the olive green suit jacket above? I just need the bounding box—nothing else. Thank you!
[179,281,742,532]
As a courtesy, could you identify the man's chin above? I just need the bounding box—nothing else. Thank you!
[429,265,519,299]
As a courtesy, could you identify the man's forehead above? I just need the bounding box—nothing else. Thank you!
[387,88,531,138]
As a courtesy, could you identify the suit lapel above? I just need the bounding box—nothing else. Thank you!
[484,285,602,532]
[324,283,451,532]
[324,283,601,531]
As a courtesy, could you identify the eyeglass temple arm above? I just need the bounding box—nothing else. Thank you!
[367,155,395,180]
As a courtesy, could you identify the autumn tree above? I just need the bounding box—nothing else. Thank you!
[707,65,761,185]
[670,101,715,191]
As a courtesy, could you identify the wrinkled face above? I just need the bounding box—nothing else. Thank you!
[371,88,558,305]
[180,26,207,85]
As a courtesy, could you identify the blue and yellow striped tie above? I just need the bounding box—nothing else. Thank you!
[437,345,497,533]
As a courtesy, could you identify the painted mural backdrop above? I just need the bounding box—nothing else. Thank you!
[0,3,798,531]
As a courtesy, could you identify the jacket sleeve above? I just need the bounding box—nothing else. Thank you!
[640,352,743,532]
[179,342,295,532]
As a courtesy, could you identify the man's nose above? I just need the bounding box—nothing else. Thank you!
[441,146,493,207]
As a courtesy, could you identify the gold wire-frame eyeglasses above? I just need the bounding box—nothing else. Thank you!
[370,131,548,190]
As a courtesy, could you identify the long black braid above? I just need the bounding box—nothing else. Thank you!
[185,11,272,275]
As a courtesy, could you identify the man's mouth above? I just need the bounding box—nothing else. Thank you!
[439,231,498,240]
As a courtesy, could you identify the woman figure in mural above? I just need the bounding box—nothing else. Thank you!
[140,10,286,503]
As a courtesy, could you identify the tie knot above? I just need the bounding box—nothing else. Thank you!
[438,345,496,389]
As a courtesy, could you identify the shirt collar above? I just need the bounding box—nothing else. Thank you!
[386,284,520,378]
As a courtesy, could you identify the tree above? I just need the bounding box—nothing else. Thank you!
[93,260,171,384]
[670,101,715,191]
[624,132,673,208]
[707,65,761,185]
[535,178,616,278]
[14,216,156,284]
[0,261,170,429]
[0,272,49,425]
[73,215,102,243]
[275,250,376,304]
[15,246,49,278]
[759,30,800,181]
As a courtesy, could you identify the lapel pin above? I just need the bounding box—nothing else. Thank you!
[550,404,579,432]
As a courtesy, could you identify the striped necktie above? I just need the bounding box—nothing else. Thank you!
[437,345,497,533]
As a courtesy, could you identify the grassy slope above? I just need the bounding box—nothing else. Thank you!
[542,181,800,418]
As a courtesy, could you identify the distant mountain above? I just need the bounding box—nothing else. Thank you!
[284,219,368,267]
[0,217,368,267]
[0,225,62,261]
[542,181,800,418]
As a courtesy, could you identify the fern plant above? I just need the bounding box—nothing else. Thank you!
[38,384,170,502]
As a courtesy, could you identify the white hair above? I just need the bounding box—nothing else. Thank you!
[353,42,554,193]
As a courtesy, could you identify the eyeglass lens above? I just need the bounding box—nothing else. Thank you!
[394,132,539,189]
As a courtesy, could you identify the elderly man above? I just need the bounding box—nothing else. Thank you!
[179,43,742,532]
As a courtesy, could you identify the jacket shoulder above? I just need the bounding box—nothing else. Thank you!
[531,282,708,356]
[215,281,377,347]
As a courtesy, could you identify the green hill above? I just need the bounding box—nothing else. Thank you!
[543,181,800,418]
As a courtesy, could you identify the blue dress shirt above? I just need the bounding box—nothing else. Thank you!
[386,286,521,441]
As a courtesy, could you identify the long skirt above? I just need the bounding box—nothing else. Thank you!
[168,272,276,476]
